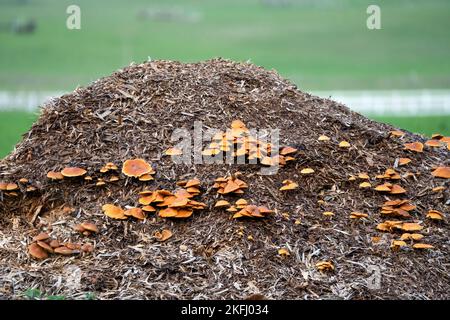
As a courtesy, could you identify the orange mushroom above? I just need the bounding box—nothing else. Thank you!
[122,159,152,178]
[431,167,450,179]
[425,139,442,147]
[404,142,423,153]
[47,171,64,180]
[398,158,411,166]
[280,146,297,156]
[412,243,434,249]
[61,167,87,178]
[390,130,405,137]
[28,243,48,259]
[280,180,298,191]
[124,207,145,220]
[102,204,126,220]
[154,229,173,242]
[80,222,99,233]
[214,200,230,208]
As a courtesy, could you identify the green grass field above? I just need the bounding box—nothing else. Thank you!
[1,0,450,91]
[0,0,449,157]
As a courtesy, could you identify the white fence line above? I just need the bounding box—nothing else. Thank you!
[313,90,450,116]
[0,90,450,116]
[0,91,63,112]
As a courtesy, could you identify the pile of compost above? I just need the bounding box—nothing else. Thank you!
[0,59,448,300]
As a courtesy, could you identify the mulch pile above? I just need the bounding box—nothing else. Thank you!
[0,59,449,300]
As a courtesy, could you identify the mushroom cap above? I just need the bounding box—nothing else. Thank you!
[124,207,145,220]
[185,178,200,188]
[214,200,230,208]
[122,159,152,178]
[404,142,424,153]
[81,222,99,233]
[54,246,74,255]
[431,167,450,179]
[154,229,173,242]
[33,232,50,242]
[235,199,248,206]
[49,239,60,248]
[398,158,411,166]
[102,204,126,219]
[138,174,153,181]
[36,240,54,253]
[61,167,87,177]
[280,146,297,155]
[425,139,442,147]
[158,207,178,218]
[28,243,48,259]
[173,208,193,218]
[47,171,64,180]
[6,183,19,191]
[300,168,315,174]
[412,243,434,249]
[142,205,156,212]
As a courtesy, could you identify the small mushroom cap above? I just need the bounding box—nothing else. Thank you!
[425,139,442,147]
[158,207,179,218]
[235,199,248,206]
[138,174,153,181]
[47,171,64,180]
[214,200,230,208]
[431,167,450,179]
[412,243,434,249]
[280,146,297,155]
[54,246,74,255]
[33,232,50,242]
[6,183,19,191]
[80,222,99,233]
[124,207,145,220]
[142,205,156,212]
[122,159,152,178]
[185,178,200,188]
[37,240,54,253]
[102,204,126,219]
[154,229,173,242]
[300,168,315,174]
[61,167,87,177]
[28,243,48,259]
[404,142,424,153]
[49,239,60,248]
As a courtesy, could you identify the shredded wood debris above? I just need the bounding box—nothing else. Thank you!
[0,59,449,300]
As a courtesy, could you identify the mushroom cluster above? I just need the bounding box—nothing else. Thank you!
[214,198,274,219]
[201,120,297,167]
[28,232,93,260]
[213,174,248,195]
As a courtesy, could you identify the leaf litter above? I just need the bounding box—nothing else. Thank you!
[0,59,449,300]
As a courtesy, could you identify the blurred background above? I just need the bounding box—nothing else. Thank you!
[1,0,449,157]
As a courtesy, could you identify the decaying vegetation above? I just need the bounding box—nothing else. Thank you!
[0,59,449,299]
